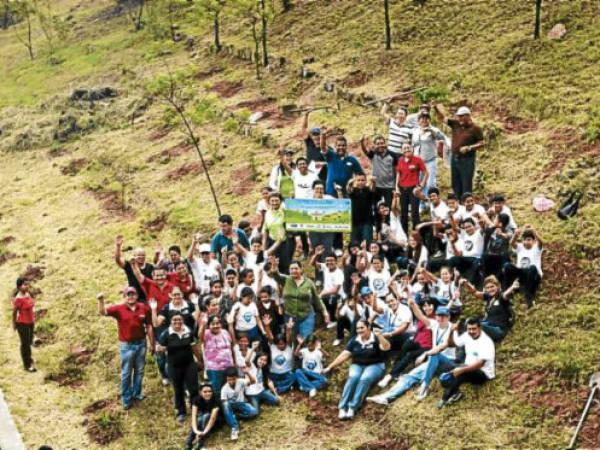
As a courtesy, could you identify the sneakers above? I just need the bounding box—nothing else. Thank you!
[378,374,392,388]
[437,399,446,409]
[161,378,170,386]
[26,366,37,373]
[447,391,463,406]
[309,388,317,398]
[327,321,337,329]
[123,403,132,410]
[346,408,355,419]
[134,394,146,401]
[416,383,429,401]
[432,250,444,259]
[366,395,389,406]
[332,339,342,347]
[176,413,186,423]
[230,429,239,441]
[338,409,347,420]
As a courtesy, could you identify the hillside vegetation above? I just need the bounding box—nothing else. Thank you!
[1,0,599,448]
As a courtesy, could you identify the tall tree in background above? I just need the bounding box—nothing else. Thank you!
[260,0,268,66]
[233,0,262,78]
[13,0,34,59]
[195,0,226,52]
[384,0,391,50]
[534,0,542,39]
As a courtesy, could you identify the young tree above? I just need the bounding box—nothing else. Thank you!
[194,0,226,52]
[383,0,391,50]
[120,0,145,31]
[534,0,542,39]
[233,0,262,78]
[260,0,268,66]
[13,0,34,60]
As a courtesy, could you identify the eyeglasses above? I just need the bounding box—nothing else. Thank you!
[126,292,136,296]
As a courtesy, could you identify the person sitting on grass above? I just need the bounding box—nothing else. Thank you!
[245,351,281,412]
[324,319,391,420]
[447,217,484,284]
[228,286,264,344]
[264,316,297,394]
[333,283,365,347]
[221,366,259,441]
[294,334,329,398]
[185,383,223,450]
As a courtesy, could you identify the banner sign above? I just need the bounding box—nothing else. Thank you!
[284,198,352,232]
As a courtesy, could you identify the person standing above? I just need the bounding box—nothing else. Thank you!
[12,277,36,372]
[211,215,250,264]
[114,235,154,303]
[395,143,428,233]
[411,112,446,199]
[319,130,364,197]
[301,109,327,181]
[433,104,485,199]
[380,103,413,154]
[97,288,153,409]
[359,135,399,208]
[347,173,376,243]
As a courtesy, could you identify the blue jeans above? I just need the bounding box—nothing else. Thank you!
[207,369,227,397]
[290,311,315,339]
[383,361,428,402]
[248,389,280,412]
[222,400,258,431]
[351,223,373,243]
[237,326,260,343]
[295,369,328,392]
[338,362,385,411]
[423,353,456,387]
[156,350,168,380]
[271,371,296,393]
[481,321,507,342]
[119,340,147,407]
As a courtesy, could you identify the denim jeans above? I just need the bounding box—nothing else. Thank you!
[237,326,260,343]
[248,389,280,412]
[271,371,296,393]
[155,349,169,380]
[185,412,223,449]
[295,369,328,392]
[338,362,385,411]
[291,311,315,339]
[222,400,259,431]
[119,340,147,407]
[383,361,428,402]
[206,369,227,397]
[481,321,507,342]
[423,353,456,387]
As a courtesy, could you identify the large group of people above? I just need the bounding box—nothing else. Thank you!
[12,101,545,449]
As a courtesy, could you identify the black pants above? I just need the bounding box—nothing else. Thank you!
[442,369,488,401]
[374,187,394,208]
[482,254,508,280]
[427,258,449,273]
[451,157,475,199]
[390,341,429,378]
[502,263,541,305]
[272,235,295,274]
[168,360,199,415]
[400,186,420,233]
[448,256,481,284]
[336,315,357,340]
[387,333,407,352]
[322,294,341,321]
[186,412,223,449]
[16,322,34,369]
[419,224,444,255]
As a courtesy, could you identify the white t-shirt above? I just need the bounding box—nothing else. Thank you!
[299,348,324,373]
[436,279,461,307]
[428,320,455,360]
[381,303,414,334]
[454,204,486,227]
[516,243,543,276]
[453,330,496,379]
[256,199,268,215]
[245,364,266,396]
[233,344,252,372]
[245,251,268,272]
[270,344,294,374]
[388,212,408,243]
[319,265,346,300]
[230,302,259,331]
[221,378,249,402]
[190,258,221,294]
[430,201,450,222]
[339,302,364,322]
[460,229,484,258]
[367,267,391,298]
[291,169,318,199]
[365,252,391,272]
[444,235,464,260]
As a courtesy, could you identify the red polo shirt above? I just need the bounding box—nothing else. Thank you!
[107,302,151,342]
[396,155,426,187]
[167,272,195,297]
[14,295,35,324]
[141,278,175,311]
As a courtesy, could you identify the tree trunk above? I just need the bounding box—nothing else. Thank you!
[214,12,221,52]
[2,0,9,29]
[252,21,261,79]
[260,0,268,67]
[384,0,391,50]
[135,0,145,31]
[281,0,291,12]
[534,0,542,39]
[26,14,33,59]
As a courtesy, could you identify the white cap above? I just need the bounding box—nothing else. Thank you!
[199,243,211,253]
[456,106,471,116]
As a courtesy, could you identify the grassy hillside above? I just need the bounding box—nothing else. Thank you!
[1,0,599,448]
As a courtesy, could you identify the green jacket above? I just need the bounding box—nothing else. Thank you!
[272,272,325,321]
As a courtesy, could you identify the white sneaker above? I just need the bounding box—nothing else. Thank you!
[338,409,347,419]
[332,339,342,347]
[161,378,170,386]
[309,388,317,398]
[378,374,392,388]
[416,383,429,401]
[230,429,239,441]
[366,395,389,406]
[346,408,355,419]
[327,321,337,329]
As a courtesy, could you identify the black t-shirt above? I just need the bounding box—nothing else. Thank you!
[191,394,221,415]
[124,261,154,303]
[159,301,196,330]
[349,188,375,225]
[305,137,327,181]
[345,334,386,365]
[158,327,196,367]
[483,293,510,330]
[484,228,510,257]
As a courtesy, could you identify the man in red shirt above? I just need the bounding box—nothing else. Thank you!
[396,142,429,233]
[98,287,154,409]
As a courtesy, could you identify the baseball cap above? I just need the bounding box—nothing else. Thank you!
[310,127,321,134]
[283,149,295,155]
[435,306,450,316]
[360,286,373,297]
[456,106,471,116]
[199,243,211,253]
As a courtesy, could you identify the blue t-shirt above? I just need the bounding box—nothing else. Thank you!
[323,148,364,196]
[211,229,250,262]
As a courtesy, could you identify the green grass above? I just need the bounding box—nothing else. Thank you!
[0,0,599,448]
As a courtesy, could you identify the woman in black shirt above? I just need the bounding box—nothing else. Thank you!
[323,319,390,420]
[157,313,199,422]
[185,383,223,450]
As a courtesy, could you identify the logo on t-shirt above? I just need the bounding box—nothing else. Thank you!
[243,313,253,323]
[306,361,316,371]
[275,355,286,366]
[373,278,385,291]
[520,257,531,268]
[464,241,473,251]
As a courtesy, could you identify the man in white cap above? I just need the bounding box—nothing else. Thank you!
[433,104,485,199]
[187,234,222,295]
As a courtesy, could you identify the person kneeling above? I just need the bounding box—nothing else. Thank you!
[221,367,259,441]
[295,335,329,398]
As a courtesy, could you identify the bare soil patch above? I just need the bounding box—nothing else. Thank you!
[211,80,243,98]
[503,116,538,134]
[510,370,600,448]
[542,128,600,178]
[143,212,169,233]
[343,70,371,88]
[228,167,255,195]
[61,157,89,176]
[1,236,15,245]
[357,436,409,450]
[146,141,192,163]
[148,128,171,141]
[84,411,123,445]
[92,191,135,220]
[166,160,213,180]
[195,67,225,80]
[542,242,598,301]
[66,343,97,366]
[22,264,45,282]
[0,250,16,266]
[44,367,84,388]
[235,97,277,110]
[83,398,117,415]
